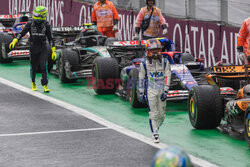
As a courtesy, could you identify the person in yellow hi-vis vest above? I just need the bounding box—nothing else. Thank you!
[133,0,168,40]
[91,0,119,38]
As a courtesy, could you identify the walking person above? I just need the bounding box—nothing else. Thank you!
[139,39,171,143]
[237,17,250,64]
[91,0,119,38]
[9,6,56,92]
[133,0,168,40]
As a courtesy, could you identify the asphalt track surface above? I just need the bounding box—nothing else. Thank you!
[0,60,249,167]
[0,82,159,167]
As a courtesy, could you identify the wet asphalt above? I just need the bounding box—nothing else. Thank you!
[0,82,158,167]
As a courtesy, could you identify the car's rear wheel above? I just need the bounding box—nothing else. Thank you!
[0,33,13,63]
[244,106,250,146]
[188,85,224,129]
[128,68,147,108]
[58,49,79,83]
[92,57,119,94]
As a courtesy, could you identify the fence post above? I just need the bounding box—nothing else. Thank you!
[220,0,228,24]
[157,0,165,12]
[188,0,196,19]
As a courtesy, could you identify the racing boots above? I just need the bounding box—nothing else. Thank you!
[32,82,37,91]
[43,85,50,93]
[152,133,160,143]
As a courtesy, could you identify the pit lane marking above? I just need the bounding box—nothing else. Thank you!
[0,77,218,167]
[0,128,110,137]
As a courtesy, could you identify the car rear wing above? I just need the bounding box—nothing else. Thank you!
[106,40,147,59]
[109,40,147,48]
[52,26,84,35]
[0,14,23,20]
[209,65,250,79]
[52,26,84,44]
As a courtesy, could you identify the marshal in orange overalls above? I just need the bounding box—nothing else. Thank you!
[91,0,119,38]
[237,17,250,64]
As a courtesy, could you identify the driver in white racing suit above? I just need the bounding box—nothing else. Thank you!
[139,38,171,143]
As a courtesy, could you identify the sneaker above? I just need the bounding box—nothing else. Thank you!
[152,133,160,143]
[32,82,37,91]
[43,85,50,93]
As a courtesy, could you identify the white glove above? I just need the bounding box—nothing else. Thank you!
[162,28,168,35]
[239,52,245,62]
[133,33,139,40]
[112,24,118,31]
[164,86,169,93]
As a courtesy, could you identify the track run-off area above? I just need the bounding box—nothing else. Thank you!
[0,60,249,167]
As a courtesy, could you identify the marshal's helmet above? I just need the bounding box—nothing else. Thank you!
[145,39,162,59]
[237,84,250,99]
[152,146,193,167]
[32,6,47,22]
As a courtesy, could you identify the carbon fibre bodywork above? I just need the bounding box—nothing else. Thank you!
[188,64,250,145]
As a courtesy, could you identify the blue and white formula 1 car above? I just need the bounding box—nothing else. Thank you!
[92,38,205,107]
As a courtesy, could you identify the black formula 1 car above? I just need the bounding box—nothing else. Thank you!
[50,23,108,83]
[188,64,250,146]
[92,38,206,108]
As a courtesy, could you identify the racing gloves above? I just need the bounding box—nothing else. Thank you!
[160,91,168,101]
[9,38,18,50]
[51,47,57,61]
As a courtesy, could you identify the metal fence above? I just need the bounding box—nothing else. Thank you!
[81,0,250,27]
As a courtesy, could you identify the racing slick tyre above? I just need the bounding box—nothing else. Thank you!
[188,85,224,129]
[58,49,80,83]
[0,33,13,63]
[128,68,147,108]
[245,106,250,146]
[92,57,119,94]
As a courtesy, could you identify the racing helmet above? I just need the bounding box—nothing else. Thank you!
[152,146,193,167]
[84,23,93,30]
[237,85,250,99]
[146,0,155,5]
[32,6,47,21]
[145,39,162,59]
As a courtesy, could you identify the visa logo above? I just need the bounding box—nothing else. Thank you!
[150,72,163,77]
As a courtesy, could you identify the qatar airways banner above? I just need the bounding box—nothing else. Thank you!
[2,0,240,67]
